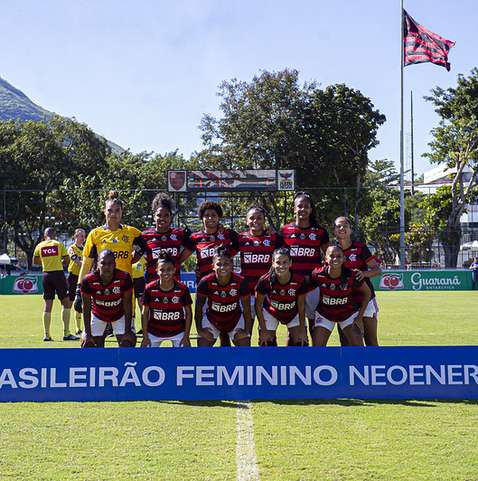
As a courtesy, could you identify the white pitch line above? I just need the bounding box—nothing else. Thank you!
[236,402,260,481]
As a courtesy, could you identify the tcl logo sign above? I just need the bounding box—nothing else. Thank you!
[41,246,59,257]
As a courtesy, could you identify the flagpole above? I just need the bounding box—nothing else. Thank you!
[399,0,406,269]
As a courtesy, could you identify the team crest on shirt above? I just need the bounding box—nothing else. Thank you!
[170,234,177,241]
[172,296,179,304]
[230,289,237,296]
[122,235,129,242]
[113,287,120,294]
[217,233,225,240]
[263,239,270,246]
[349,254,357,262]
[288,288,296,296]
[309,233,316,240]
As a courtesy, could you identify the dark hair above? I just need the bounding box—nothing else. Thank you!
[152,193,175,215]
[325,245,350,284]
[198,201,223,219]
[334,216,353,228]
[212,245,231,262]
[156,250,175,267]
[105,191,123,209]
[95,249,115,274]
[269,247,291,284]
[246,205,266,216]
[294,192,319,227]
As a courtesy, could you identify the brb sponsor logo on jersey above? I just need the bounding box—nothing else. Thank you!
[243,253,271,264]
[290,247,316,257]
[379,273,404,290]
[322,295,348,306]
[153,311,181,321]
[212,302,238,313]
[152,246,179,259]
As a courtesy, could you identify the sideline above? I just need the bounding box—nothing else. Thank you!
[236,402,260,481]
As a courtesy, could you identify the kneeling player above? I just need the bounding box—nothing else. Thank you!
[195,247,252,347]
[80,249,136,348]
[141,252,192,347]
[255,248,307,346]
[310,245,371,347]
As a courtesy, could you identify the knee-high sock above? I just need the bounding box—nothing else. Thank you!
[75,311,82,332]
[62,307,71,336]
[42,312,52,337]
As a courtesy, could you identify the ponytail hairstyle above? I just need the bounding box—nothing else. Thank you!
[294,191,319,227]
[156,250,175,268]
[269,247,291,284]
[152,193,176,215]
[246,205,266,216]
[105,190,123,209]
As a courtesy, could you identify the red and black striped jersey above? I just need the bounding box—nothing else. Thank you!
[255,272,307,324]
[190,227,239,281]
[197,272,249,333]
[143,279,192,337]
[81,269,133,322]
[137,227,193,282]
[238,231,282,292]
[310,266,363,322]
[340,240,379,299]
[280,223,329,277]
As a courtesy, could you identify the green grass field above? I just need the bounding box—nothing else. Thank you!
[0,292,477,481]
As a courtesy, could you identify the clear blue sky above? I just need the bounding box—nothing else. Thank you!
[1,0,476,176]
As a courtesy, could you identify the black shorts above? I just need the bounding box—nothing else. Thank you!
[133,277,145,298]
[67,273,79,301]
[43,271,68,301]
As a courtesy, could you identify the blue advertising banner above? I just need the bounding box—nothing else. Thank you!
[0,347,476,402]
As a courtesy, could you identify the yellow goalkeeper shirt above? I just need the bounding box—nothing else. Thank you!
[83,224,141,276]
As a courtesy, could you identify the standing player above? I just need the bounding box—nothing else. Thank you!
[255,248,307,346]
[33,227,78,342]
[310,245,371,347]
[238,205,282,320]
[67,228,86,335]
[195,247,252,347]
[280,192,329,333]
[141,252,192,347]
[81,249,135,347]
[137,193,193,283]
[334,216,381,346]
[75,191,142,319]
[190,201,240,346]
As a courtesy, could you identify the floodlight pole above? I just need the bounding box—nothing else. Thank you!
[399,0,406,269]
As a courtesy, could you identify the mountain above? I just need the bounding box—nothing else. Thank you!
[0,77,123,153]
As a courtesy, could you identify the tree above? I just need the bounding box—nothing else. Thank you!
[424,68,478,267]
[198,69,385,226]
[0,117,110,266]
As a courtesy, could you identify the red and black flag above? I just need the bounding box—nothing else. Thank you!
[403,10,455,71]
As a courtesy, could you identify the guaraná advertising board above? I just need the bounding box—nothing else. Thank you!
[372,270,473,291]
[0,347,476,402]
